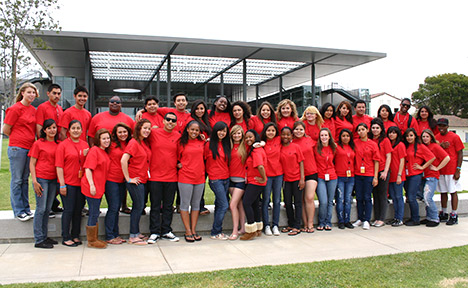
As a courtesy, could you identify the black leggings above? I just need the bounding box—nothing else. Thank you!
[242,184,263,224]
[283,180,303,229]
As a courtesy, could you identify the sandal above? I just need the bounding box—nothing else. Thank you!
[200,209,210,215]
[228,234,238,240]
[184,234,195,243]
[325,225,332,231]
[73,238,83,245]
[193,233,202,241]
[138,234,148,241]
[288,228,301,236]
[120,207,131,214]
[300,227,307,232]
[306,227,315,233]
[281,227,293,233]
[317,226,324,231]
[116,236,126,243]
[62,240,78,247]
[106,238,123,245]
[128,237,147,245]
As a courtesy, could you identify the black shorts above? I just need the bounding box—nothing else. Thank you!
[305,173,318,182]
[229,181,246,190]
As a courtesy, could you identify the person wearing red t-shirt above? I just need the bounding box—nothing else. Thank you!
[280,127,304,236]
[370,118,392,227]
[29,119,59,248]
[205,122,231,240]
[240,130,267,241]
[314,128,337,231]
[334,129,356,229]
[121,119,152,245]
[436,118,464,225]
[88,96,135,146]
[141,96,163,129]
[81,129,111,249]
[394,98,419,135]
[416,106,439,136]
[147,112,181,243]
[3,83,38,220]
[157,92,191,134]
[250,101,277,136]
[276,99,299,131]
[387,126,406,226]
[177,121,206,243]
[36,84,63,138]
[300,105,323,142]
[320,103,336,141]
[59,86,91,143]
[260,122,283,236]
[352,100,373,139]
[403,128,435,226]
[335,101,354,138]
[377,104,397,132]
[293,121,318,233]
[104,123,132,245]
[56,120,89,247]
[209,95,232,128]
[421,129,450,227]
[353,123,380,230]
[230,101,251,132]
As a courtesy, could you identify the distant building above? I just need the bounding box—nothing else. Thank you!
[370,92,416,117]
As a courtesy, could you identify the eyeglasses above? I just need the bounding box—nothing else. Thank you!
[109,100,121,104]
[165,118,177,123]
[401,104,410,108]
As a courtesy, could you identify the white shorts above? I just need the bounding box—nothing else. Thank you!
[437,175,461,193]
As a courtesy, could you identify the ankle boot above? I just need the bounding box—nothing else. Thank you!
[240,223,257,241]
[86,225,107,249]
[255,222,263,237]
[95,223,108,247]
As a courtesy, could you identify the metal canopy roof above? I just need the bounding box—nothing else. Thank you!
[20,30,385,101]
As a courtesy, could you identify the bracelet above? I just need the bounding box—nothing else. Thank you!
[60,185,66,189]
[457,167,461,170]
[397,174,402,176]
[127,179,131,183]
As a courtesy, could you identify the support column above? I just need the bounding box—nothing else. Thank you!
[255,85,259,112]
[279,76,283,101]
[220,73,224,96]
[243,59,247,102]
[311,63,316,107]
[204,85,208,103]
[156,72,160,98]
[167,55,171,107]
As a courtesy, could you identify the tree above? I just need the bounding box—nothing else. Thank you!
[0,0,60,106]
[412,73,468,118]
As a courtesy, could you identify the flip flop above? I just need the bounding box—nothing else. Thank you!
[193,233,202,241]
[128,238,147,245]
[325,225,332,231]
[184,234,195,243]
[228,234,238,240]
[317,226,324,231]
[288,229,301,236]
[306,227,315,233]
[281,227,293,233]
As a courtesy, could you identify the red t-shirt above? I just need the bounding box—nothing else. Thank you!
[352,114,373,138]
[394,112,419,135]
[276,115,297,131]
[81,146,110,199]
[354,139,380,176]
[322,118,336,140]
[55,138,89,186]
[250,115,271,135]
[157,107,190,134]
[314,145,337,180]
[334,117,354,139]
[264,137,283,177]
[4,102,36,149]
[334,144,355,177]
[142,112,163,129]
[231,119,249,133]
[59,106,91,142]
[405,143,434,176]
[418,120,439,136]
[371,137,393,172]
[28,139,59,180]
[88,111,135,138]
[36,101,63,133]
[209,110,231,128]
[178,139,205,184]
[230,143,246,178]
[435,131,464,175]
[148,128,180,182]
[280,143,304,182]
[124,138,151,184]
[205,142,230,180]
[389,142,407,183]
[304,121,320,141]
[107,141,127,183]
[424,142,448,179]
[188,116,211,139]
[293,137,317,176]
[383,120,397,132]
[246,147,267,186]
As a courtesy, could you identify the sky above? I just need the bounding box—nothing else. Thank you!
[53,0,468,99]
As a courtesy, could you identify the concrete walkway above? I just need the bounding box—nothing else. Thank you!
[1,217,467,285]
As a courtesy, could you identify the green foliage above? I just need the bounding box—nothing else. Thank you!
[412,73,468,118]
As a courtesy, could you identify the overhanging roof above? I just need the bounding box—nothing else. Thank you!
[20,30,386,100]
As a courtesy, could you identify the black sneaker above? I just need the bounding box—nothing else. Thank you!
[338,223,345,229]
[52,206,64,213]
[404,220,420,226]
[446,214,458,225]
[17,213,30,222]
[439,211,449,222]
[35,241,54,249]
[420,219,429,224]
[392,220,404,227]
[49,212,56,219]
[426,220,439,227]
[45,237,58,245]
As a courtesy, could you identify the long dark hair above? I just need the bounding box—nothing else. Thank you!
[416,105,437,130]
[190,100,211,135]
[209,121,231,164]
[230,101,252,129]
[209,95,231,118]
[180,120,203,147]
[369,118,386,145]
[133,119,151,144]
[257,101,277,125]
[260,122,279,142]
[336,101,353,123]
[377,104,394,122]
[402,128,419,156]
[40,119,59,143]
[337,128,355,150]
[112,122,132,149]
[387,126,403,148]
[320,102,336,120]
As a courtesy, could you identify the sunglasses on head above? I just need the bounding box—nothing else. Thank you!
[109,100,121,104]
[165,117,177,123]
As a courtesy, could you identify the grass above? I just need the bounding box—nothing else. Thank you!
[2,245,468,287]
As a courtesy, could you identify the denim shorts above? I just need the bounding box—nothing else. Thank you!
[229,180,245,190]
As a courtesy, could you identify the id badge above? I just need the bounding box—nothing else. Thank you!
[78,168,83,179]
[405,169,409,176]
[325,174,330,181]
[346,170,352,177]
[147,170,151,178]
[360,166,365,174]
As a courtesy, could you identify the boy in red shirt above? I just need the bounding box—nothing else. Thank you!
[59,86,91,142]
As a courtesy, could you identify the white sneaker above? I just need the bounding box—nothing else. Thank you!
[352,220,362,227]
[362,221,370,230]
[272,226,280,236]
[264,225,272,236]
[162,232,179,242]
[147,234,160,244]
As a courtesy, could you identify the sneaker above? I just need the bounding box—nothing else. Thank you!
[17,213,30,222]
[374,221,385,227]
[446,213,458,225]
[352,220,362,227]
[272,226,280,236]
[404,220,420,226]
[162,232,179,242]
[439,211,449,222]
[147,234,160,244]
[35,241,53,249]
[344,222,354,229]
[49,212,56,219]
[264,225,272,236]
[210,233,228,240]
[362,221,370,230]
[52,206,64,213]
[426,220,439,227]
[26,211,34,217]
[45,237,58,245]
[370,221,377,226]
[420,219,429,224]
[392,220,404,227]
[338,223,345,229]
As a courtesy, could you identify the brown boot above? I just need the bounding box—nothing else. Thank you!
[240,223,257,241]
[86,226,107,249]
[95,223,108,247]
[256,222,263,237]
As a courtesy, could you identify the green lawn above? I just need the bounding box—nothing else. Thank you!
[2,245,468,287]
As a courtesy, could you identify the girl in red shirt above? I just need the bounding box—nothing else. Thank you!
[56,120,89,247]
[334,101,354,138]
[370,118,393,227]
[377,104,397,132]
[81,129,111,248]
[230,101,251,132]
[276,99,299,131]
[280,127,304,236]
[402,128,435,226]
[387,126,406,226]
[209,95,232,128]
[122,119,152,245]
[29,119,59,248]
[417,106,439,136]
[319,103,336,140]
[190,100,212,140]
[300,105,323,141]
[250,101,277,135]
[293,121,318,233]
[240,130,267,241]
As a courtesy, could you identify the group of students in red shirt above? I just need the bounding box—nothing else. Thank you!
[4,83,463,248]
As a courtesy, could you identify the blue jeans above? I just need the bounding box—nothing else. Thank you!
[126,183,146,237]
[60,185,85,241]
[389,182,404,221]
[86,197,102,226]
[33,178,57,244]
[262,175,283,227]
[404,174,422,222]
[355,176,373,222]
[336,177,354,224]
[423,177,439,222]
[316,178,337,227]
[209,178,229,236]
[8,146,31,216]
[105,181,125,240]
